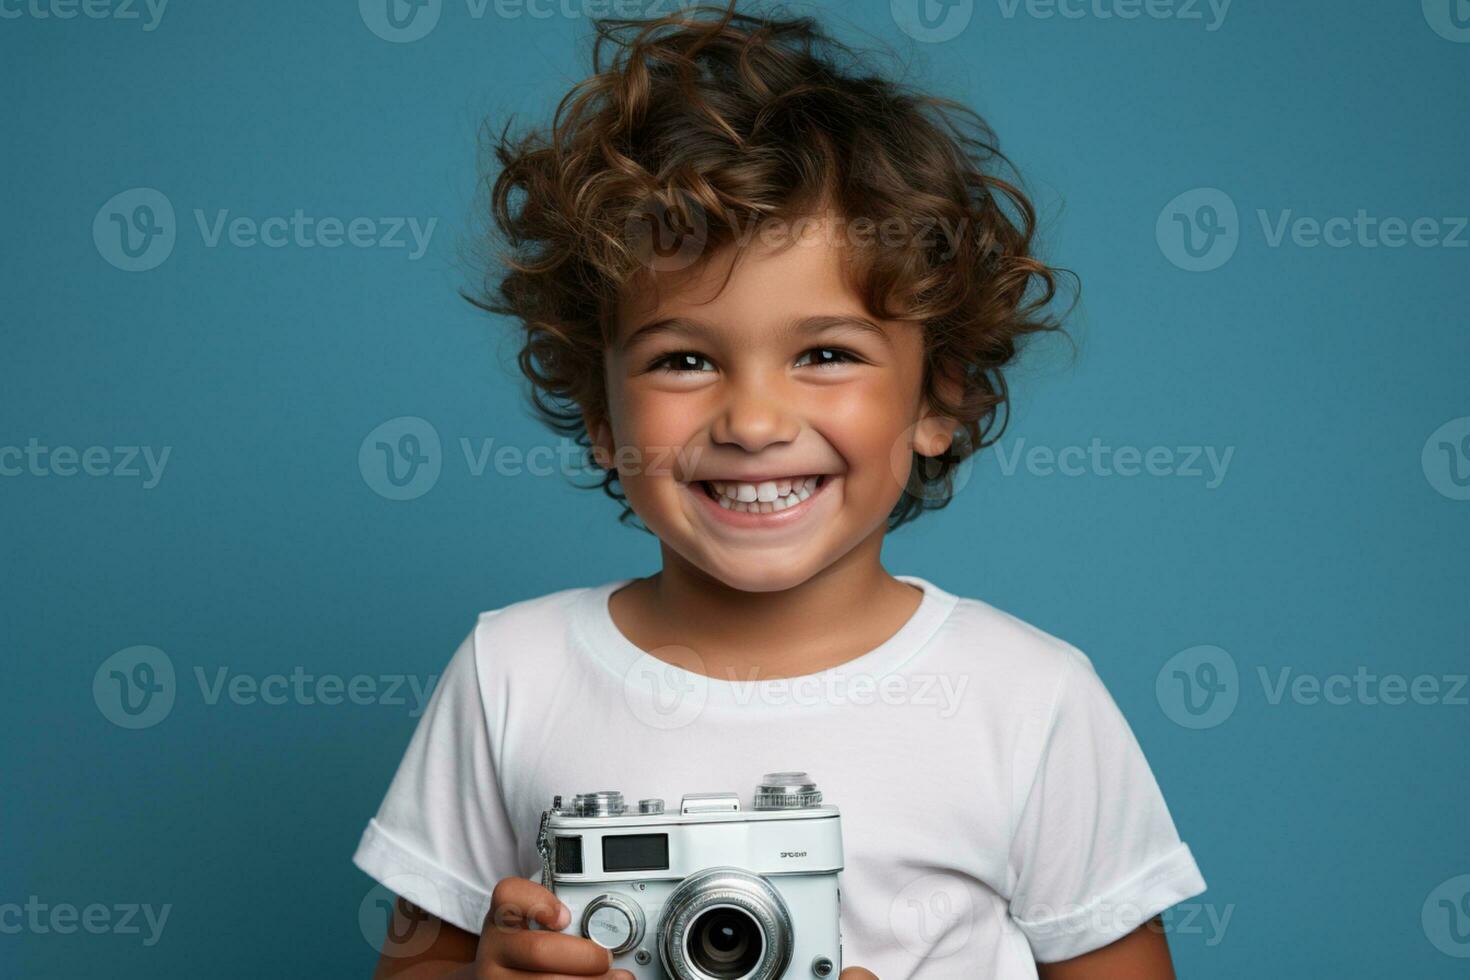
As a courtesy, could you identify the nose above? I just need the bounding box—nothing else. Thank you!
[709,374,801,453]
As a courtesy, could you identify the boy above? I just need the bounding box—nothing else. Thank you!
[353,4,1206,978]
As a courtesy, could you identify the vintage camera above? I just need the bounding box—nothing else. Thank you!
[533,771,844,979]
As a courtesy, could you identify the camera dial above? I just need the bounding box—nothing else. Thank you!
[579,893,645,955]
[752,771,822,810]
[573,791,626,816]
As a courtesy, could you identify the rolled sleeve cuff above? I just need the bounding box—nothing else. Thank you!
[352,819,493,937]
[1011,842,1207,963]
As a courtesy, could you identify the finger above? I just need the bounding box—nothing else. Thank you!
[839,968,880,980]
[496,928,617,975]
[484,877,571,933]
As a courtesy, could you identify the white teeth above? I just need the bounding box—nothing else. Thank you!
[706,475,823,514]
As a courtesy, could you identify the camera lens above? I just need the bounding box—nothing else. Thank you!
[687,906,763,979]
[658,868,792,980]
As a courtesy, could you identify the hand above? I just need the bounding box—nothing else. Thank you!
[473,876,632,979]
[841,968,880,979]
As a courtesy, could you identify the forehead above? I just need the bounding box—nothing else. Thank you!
[614,217,872,341]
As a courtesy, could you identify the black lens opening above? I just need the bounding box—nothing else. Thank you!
[686,906,763,979]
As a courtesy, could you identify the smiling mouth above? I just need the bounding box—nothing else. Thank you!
[696,474,829,514]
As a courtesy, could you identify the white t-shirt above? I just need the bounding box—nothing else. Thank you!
[352,574,1206,978]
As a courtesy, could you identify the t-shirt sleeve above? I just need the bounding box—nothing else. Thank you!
[1007,645,1206,963]
[351,619,522,936]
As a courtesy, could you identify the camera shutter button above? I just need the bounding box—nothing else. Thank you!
[580,894,645,956]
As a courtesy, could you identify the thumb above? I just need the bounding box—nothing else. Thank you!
[840,969,880,980]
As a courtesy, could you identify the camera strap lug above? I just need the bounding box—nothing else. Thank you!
[535,807,555,889]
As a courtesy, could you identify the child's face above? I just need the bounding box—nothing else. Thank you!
[589,214,956,593]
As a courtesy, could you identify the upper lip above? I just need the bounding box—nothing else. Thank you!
[691,471,833,484]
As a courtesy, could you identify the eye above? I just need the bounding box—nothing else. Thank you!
[794,346,862,369]
[645,346,863,375]
[647,351,715,374]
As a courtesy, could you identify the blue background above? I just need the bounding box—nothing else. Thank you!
[3,0,1467,976]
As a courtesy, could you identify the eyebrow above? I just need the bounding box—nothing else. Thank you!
[620,314,892,351]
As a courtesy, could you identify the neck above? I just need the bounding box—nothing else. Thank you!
[625,533,915,681]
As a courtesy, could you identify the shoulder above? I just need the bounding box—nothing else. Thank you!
[470,580,599,635]
[926,580,1096,710]
[421,581,614,715]
[452,579,618,683]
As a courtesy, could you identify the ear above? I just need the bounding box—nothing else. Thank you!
[913,359,964,458]
[582,409,615,470]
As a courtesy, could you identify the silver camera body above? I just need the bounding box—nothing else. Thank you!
[534,772,843,980]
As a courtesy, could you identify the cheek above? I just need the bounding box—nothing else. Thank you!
[822,383,915,465]
[613,389,699,482]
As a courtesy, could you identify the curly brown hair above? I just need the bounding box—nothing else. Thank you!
[463,0,1076,533]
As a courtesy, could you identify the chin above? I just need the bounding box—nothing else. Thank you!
[696,559,817,595]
